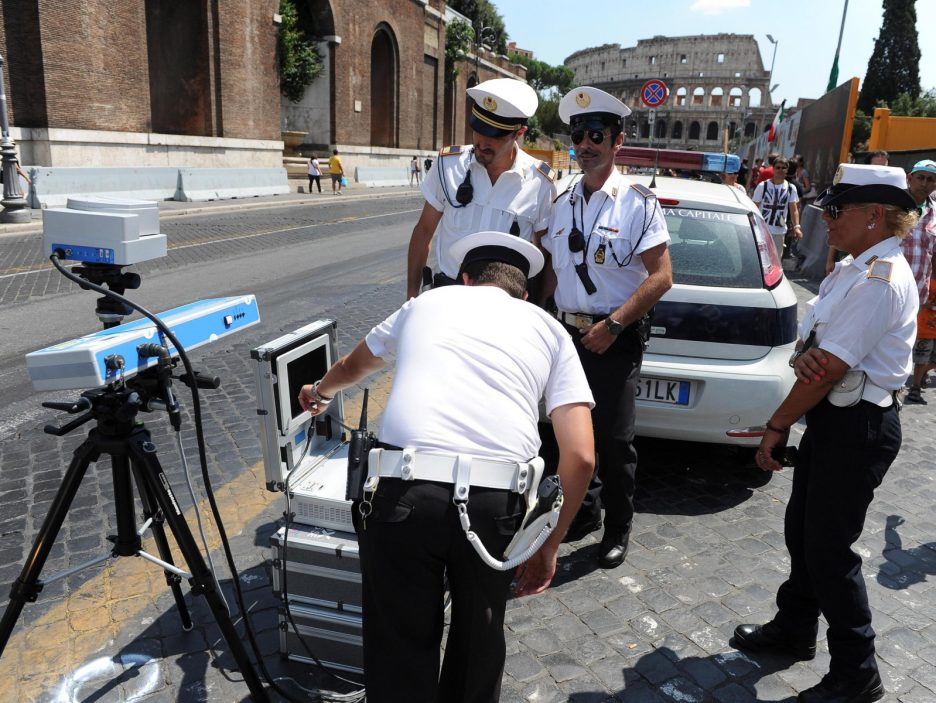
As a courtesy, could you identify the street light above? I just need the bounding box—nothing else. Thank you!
[766,34,779,107]
[0,54,31,224]
[474,24,496,77]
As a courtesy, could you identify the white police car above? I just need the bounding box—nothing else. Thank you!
[561,148,797,449]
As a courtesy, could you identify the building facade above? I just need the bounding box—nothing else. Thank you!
[565,34,778,152]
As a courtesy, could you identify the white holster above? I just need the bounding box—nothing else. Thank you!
[365,449,561,571]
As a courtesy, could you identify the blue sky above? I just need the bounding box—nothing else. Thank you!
[493,0,935,109]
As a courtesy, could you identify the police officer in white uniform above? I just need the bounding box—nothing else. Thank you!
[732,165,920,703]
[540,86,672,569]
[300,232,595,703]
[406,78,557,298]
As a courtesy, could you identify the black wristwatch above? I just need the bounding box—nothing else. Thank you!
[604,317,625,335]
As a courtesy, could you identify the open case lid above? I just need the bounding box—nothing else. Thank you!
[251,319,346,490]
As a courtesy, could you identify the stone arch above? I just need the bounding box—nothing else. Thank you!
[710,86,724,107]
[689,121,701,140]
[706,121,719,140]
[655,119,666,138]
[675,87,688,107]
[692,87,705,106]
[744,121,757,137]
[748,87,762,108]
[370,23,399,148]
[729,87,744,108]
[640,121,650,139]
[671,121,683,139]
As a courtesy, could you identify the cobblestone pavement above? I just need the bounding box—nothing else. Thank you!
[0,232,934,701]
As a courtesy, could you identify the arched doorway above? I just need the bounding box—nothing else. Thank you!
[370,24,398,148]
[689,121,701,140]
[706,121,719,141]
[672,121,683,140]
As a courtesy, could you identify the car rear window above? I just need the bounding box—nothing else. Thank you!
[662,207,763,288]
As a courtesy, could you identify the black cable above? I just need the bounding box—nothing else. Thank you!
[438,148,474,209]
[48,254,301,702]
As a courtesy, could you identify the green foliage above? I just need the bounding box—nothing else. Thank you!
[447,0,508,54]
[851,109,872,149]
[444,18,475,85]
[857,0,921,113]
[509,54,574,97]
[891,88,936,117]
[278,0,324,103]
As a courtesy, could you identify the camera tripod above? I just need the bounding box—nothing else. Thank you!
[0,366,269,701]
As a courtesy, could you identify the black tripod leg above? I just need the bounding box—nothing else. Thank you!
[0,434,98,657]
[128,436,269,702]
[130,458,194,631]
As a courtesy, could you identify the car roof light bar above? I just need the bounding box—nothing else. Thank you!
[615,147,740,174]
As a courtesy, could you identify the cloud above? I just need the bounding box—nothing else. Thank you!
[689,0,751,15]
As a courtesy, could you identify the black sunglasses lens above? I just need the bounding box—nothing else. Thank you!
[568,228,584,253]
[588,129,604,145]
[824,205,840,220]
[571,130,585,145]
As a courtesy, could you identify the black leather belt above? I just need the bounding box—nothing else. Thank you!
[555,310,607,331]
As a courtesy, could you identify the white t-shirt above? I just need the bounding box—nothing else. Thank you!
[308,159,321,176]
[543,170,671,315]
[753,179,799,236]
[365,285,594,462]
[421,147,557,277]
[800,237,918,391]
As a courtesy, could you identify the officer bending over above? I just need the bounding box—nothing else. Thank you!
[407,78,557,298]
[300,231,595,703]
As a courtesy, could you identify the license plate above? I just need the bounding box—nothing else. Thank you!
[635,376,691,405]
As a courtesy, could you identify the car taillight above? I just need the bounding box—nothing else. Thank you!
[751,214,783,288]
[658,198,680,206]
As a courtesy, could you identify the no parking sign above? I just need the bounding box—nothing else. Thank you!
[641,79,669,108]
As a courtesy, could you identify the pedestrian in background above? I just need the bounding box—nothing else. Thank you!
[328,149,344,195]
[409,155,421,187]
[307,154,322,193]
[752,157,801,258]
[732,164,919,703]
[868,150,889,166]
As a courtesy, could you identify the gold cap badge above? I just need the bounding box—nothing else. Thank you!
[483,96,497,111]
[575,92,591,108]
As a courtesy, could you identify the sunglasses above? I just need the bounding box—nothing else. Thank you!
[821,203,875,220]
[570,128,609,146]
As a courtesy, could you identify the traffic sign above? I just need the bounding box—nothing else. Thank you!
[641,79,669,108]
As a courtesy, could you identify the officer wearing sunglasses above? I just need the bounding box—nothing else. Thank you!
[539,86,672,569]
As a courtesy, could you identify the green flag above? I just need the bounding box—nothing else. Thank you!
[826,53,840,93]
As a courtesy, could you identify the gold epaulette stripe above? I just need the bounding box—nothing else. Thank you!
[630,183,655,199]
[440,145,464,157]
[535,161,556,182]
[867,260,893,282]
[471,106,521,131]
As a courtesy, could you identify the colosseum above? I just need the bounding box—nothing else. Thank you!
[565,34,778,151]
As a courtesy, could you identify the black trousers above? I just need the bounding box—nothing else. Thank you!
[356,479,524,703]
[308,175,321,192]
[773,399,901,678]
[564,323,643,533]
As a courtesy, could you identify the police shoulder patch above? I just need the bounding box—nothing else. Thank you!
[630,183,656,199]
[867,260,893,282]
[440,145,464,157]
[534,160,556,182]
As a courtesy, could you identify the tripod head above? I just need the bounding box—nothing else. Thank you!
[71,262,141,328]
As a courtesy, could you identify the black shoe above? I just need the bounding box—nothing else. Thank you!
[730,622,816,660]
[798,671,884,702]
[562,515,602,543]
[597,530,630,569]
[905,388,927,405]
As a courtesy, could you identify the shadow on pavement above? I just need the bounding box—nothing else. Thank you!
[876,514,936,590]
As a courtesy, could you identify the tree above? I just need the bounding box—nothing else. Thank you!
[447,0,508,55]
[277,0,324,103]
[509,54,574,97]
[444,18,475,85]
[857,0,921,113]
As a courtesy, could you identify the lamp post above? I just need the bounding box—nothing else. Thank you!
[766,34,779,108]
[473,24,496,78]
[0,54,31,224]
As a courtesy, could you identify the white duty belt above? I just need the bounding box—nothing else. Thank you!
[363,448,561,571]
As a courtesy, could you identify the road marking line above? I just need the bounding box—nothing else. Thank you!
[2,387,389,700]
[0,209,421,280]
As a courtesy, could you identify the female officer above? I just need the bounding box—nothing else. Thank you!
[730,164,919,703]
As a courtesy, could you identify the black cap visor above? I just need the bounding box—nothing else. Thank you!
[469,103,525,138]
[815,183,916,211]
[458,244,531,277]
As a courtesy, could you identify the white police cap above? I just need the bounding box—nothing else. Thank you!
[450,230,544,279]
[467,78,538,138]
[559,86,631,125]
[815,163,915,211]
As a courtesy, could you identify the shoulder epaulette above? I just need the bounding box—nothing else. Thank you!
[867,259,893,282]
[534,160,556,182]
[630,183,656,199]
[440,145,465,157]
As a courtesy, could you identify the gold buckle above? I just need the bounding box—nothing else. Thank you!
[574,315,591,331]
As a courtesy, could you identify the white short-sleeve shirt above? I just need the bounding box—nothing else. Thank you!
[421,147,557,278]
[543,170,670,314]
[799,237,918,391]
[365,285,594,462]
